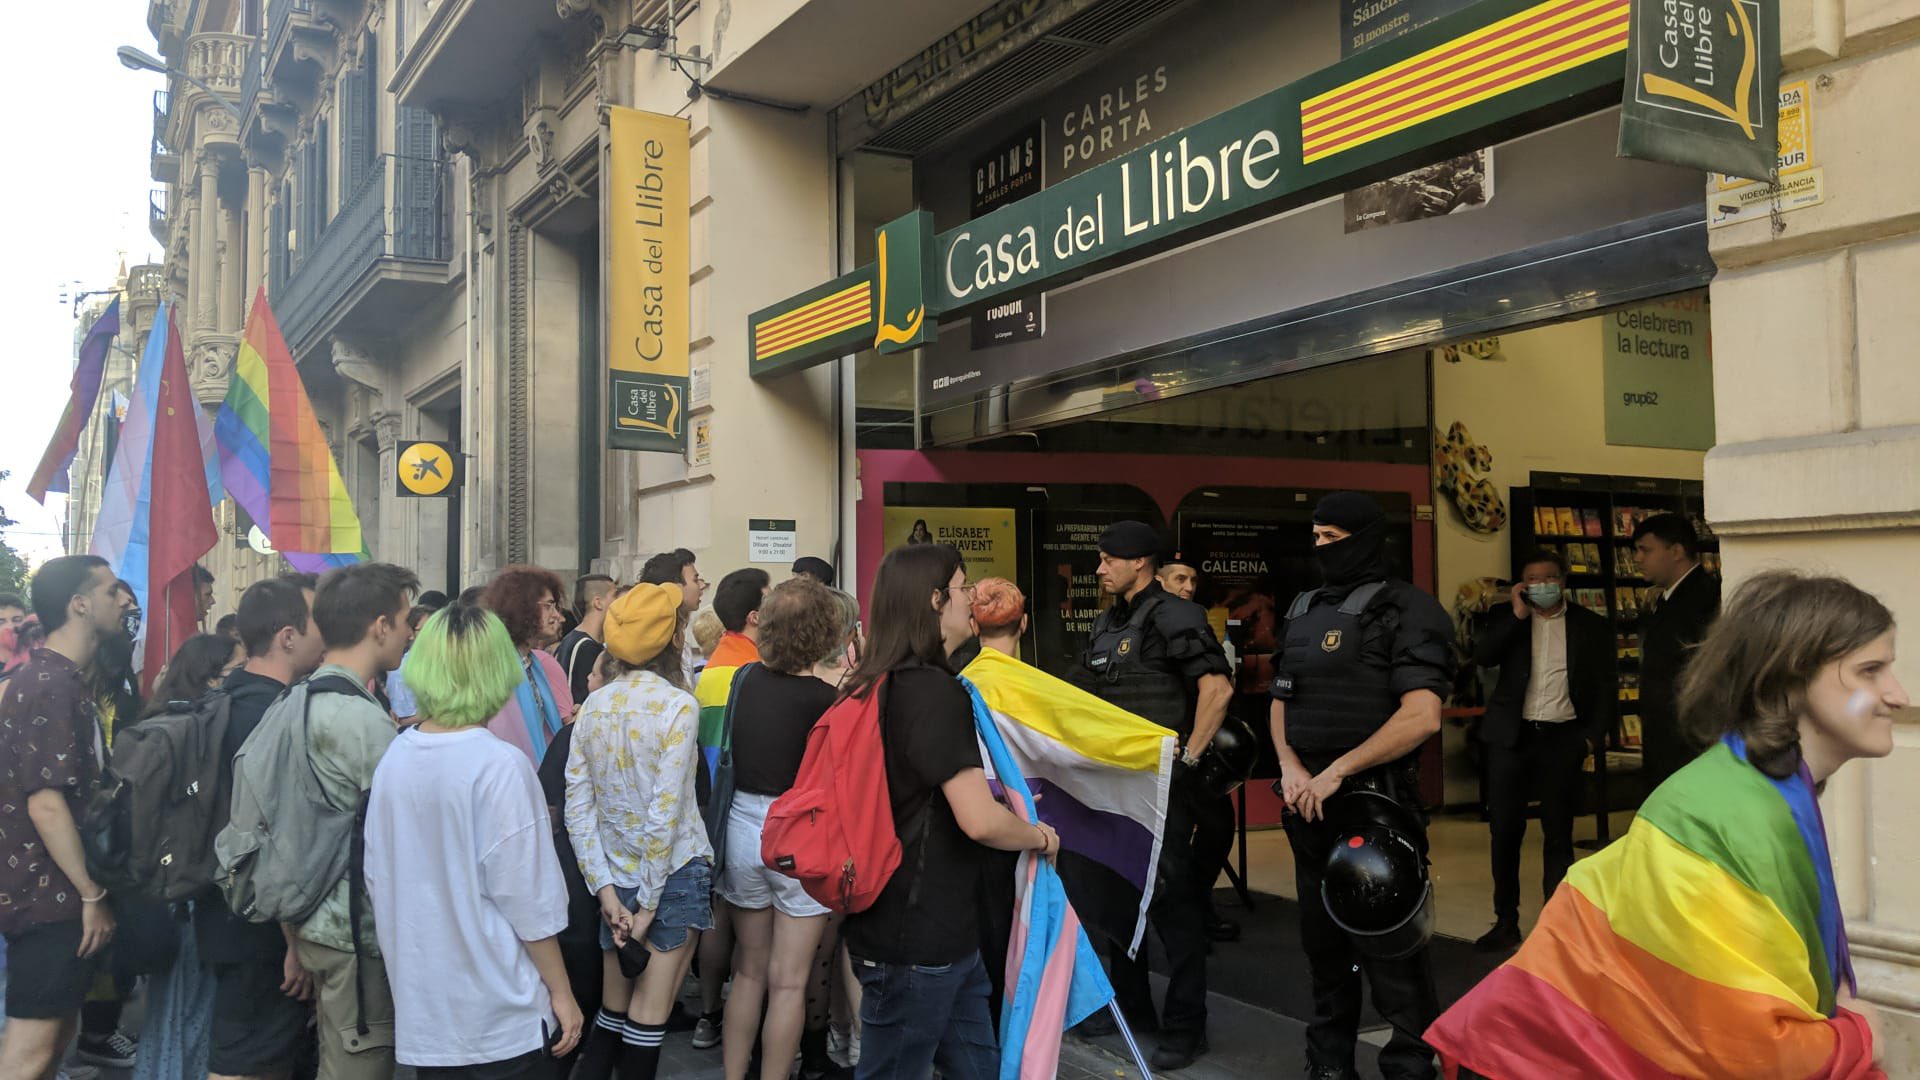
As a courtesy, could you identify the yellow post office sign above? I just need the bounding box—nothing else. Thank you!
[396,440,459,498]
[607,107,690,452]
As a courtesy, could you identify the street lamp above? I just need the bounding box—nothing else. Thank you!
[117,45,243,122]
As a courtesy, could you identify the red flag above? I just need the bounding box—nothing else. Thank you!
[140,312,218,695]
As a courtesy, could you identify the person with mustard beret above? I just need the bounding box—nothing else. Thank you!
[563,583,715,1080]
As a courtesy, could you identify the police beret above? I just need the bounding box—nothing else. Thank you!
[1098,520,1162,559]
[1313,491,1386,533]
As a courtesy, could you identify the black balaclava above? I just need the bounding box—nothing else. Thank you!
[1313,492,1392,589]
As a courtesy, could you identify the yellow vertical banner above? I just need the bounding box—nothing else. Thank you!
[607,107,690,452]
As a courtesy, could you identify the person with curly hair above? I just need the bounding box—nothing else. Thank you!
[482,565,576,765]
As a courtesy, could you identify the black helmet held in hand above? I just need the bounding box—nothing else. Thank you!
[1195,715,1258,797]
[1319,789,1435,959]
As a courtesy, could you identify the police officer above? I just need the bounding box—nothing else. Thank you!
[1069,522,1233,1071]
[1155,549,1243,944]
[1270,493,1454,1080]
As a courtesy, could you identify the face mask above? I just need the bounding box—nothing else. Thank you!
[1526,583,1564,609]
[122,611,142,640]
[1313,521,1389,587]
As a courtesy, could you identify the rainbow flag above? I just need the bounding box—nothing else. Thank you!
[215,288,364,573]
[959,646,1176,956]
[1427,734,1884,1079]
[965,675,1112,1080]
[693,635,761,777]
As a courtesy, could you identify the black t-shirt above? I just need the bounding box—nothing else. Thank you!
[730,668,836,796]
[555,630,605,706]
[844,665,988,967]
[197,668,291,965]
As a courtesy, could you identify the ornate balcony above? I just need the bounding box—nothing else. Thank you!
[265,0,333,107]
[271,153,452,355]
[240,35,294,169]
[149,188,169,246]
[186,33,250,100]
[151,89,179,182]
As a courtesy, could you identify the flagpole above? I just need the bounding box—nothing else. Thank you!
[1107,1003,1156,1079]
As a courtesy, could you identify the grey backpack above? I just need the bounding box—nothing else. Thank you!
[214,674,373,925]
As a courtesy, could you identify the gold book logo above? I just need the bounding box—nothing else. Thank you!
[1642,2,1760,140]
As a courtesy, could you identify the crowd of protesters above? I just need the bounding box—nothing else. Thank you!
[0,506,1900,1080]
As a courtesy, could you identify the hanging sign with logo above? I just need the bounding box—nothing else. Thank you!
[873,211,936,354]
[1619,0,1779,182]
[607,107,691,452]
[969,124,1046,349]
[395,440,460,497]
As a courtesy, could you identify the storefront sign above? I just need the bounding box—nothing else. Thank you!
[971,124,1046,349]
[750,0,1634,379]
[749,269,875,379]
[1340,0,1493,233]
[607,108,690,452]
[1619,0,1779,182]
[874,211,936,354]
[395,440,459,497]
[883,507,1019,582]
[1602,296,1714,450]
[1706,166,1823,228]
[748,519,799,563]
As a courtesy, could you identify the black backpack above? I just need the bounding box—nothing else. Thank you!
[83,689,236,903]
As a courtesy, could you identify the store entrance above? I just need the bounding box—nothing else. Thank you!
[856,286,1718,992]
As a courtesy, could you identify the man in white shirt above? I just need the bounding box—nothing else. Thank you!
[1470,548,1616,952]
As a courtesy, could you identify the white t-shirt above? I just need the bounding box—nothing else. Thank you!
[364,727,570,1067]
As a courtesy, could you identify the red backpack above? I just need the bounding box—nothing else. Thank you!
[761,676,902,913]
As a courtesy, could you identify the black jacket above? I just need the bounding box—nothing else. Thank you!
[1474,603,1616,749]
[1638,566,1722,725]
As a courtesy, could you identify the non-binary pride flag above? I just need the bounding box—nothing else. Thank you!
[1428,734,1884,1080]
[964,675,1112,1080]
[216,287,364,573]
[958,646,1176,955]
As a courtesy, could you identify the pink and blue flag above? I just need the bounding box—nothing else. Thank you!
[964,675,1114,1080]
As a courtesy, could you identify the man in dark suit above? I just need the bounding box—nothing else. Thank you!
[1472,548,1615,951]
[1632,513,1721,787]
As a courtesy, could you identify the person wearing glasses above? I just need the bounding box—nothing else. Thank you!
[1066,521,1234,1071]
[639,549,709,686]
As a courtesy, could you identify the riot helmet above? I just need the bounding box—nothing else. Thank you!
[1319,789,1434,959]
[1195,715,1258,797]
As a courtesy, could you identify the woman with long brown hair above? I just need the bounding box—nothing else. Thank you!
[1428,569,1903,1078]
[481,565,575,765]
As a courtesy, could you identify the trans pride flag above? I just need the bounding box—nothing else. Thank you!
[958,646,1176,956]
[963,674,1113,1080]
[1428,734,1884,1079]
[215,288,364,573]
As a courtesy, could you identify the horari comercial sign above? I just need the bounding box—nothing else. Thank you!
[1618,0,1778,181]
[607,107,690,452]
[749,0,1636,380]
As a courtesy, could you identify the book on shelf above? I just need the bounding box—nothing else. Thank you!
[1581,508,1604,537]
[1556,507,1581,537]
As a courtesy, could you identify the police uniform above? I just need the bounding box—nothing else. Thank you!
[1273,494,1454,1080]
[1068,523,1230,1065]
[1161,549,1242,943]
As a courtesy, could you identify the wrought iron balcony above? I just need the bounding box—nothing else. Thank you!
[149,188,170,246]
[151,89,178,182]
[272,152,452,354]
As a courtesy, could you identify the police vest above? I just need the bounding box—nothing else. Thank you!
[1273,581,1398,752]
[1067,595,1192,735]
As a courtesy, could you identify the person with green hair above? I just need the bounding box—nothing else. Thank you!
[362,602,585,1076]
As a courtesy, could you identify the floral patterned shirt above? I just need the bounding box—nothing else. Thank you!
[564,670,710,911]
[0,648,103,936]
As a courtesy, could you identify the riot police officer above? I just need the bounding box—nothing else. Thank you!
[1270,493,1455,1080]
[1069,521,1233,1071]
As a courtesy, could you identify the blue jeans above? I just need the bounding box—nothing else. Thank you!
[851,951,997,1080]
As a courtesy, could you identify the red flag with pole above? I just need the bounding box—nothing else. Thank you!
[140,311,218,695]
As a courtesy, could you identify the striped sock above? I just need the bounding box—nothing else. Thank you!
[594,1008,626,1033]
[618,1021,667,1080]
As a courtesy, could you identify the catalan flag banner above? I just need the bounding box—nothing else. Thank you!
[1301,0,1631,165]
[959,646,1176,955]
[215,287,365,572]
[1427,734,1884,1079]
[748,268,876,380]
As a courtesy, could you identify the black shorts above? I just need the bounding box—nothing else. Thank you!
[4,920,98,1020]
[208,956,311,1075]
[417,1047,557,1080]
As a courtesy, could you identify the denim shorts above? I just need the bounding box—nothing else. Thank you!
[599,858,714,953]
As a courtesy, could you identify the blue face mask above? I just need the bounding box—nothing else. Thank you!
[1526,583,1564,609]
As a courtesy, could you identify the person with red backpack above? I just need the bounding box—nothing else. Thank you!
[834,544,1058,1079]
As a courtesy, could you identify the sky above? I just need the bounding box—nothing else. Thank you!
[0,2,165,567]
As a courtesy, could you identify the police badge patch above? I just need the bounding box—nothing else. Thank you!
[1321,630,1343,652]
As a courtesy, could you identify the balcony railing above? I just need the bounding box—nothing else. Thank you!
[153,89,170,145]
[186,32,251,99]
[149,188,169,246]
[273,152,451,350]
[151,88,179,181]
[241,36,265,116]
[267,0,316,65]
